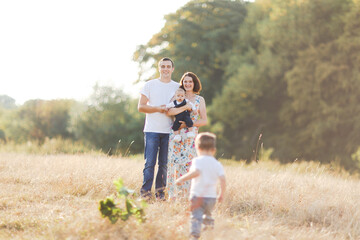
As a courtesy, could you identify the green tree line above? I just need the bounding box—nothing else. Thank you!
[1,0,359,170]
[0,86,145,156]
[134,0,360,170]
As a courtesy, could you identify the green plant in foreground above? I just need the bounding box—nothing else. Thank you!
[99,179,147,224]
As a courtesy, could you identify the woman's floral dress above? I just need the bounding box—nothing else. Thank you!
[167,95,201,200]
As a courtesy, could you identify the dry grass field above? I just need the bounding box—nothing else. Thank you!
[0,152,359,240]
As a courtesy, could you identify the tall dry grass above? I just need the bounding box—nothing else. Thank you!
[0,138,94,155]
[0,153,359,240]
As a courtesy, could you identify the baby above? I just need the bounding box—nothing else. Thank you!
[166,88,196,142]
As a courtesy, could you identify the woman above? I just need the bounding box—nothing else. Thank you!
[166,72,208,201]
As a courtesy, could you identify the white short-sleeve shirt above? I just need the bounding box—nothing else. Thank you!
[140,78,180,133]
[189,155,225,198]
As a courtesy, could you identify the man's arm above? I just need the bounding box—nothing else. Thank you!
[217,175,226,203]
[176,169,200,185]
[138,94,166,113]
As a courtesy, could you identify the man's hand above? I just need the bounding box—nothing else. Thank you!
[158,105,167,113]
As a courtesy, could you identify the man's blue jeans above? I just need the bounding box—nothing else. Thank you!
[140,132,169,199]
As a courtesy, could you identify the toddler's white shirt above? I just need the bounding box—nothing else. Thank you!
[189,155,225,198]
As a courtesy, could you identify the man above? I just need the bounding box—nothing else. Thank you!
[138,57,180,200]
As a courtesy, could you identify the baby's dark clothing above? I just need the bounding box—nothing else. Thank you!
[171,99,193,131]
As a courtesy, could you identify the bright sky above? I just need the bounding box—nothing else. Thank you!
[0,0,190,105]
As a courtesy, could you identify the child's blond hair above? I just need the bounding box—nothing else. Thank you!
[195,132,216,151]
[176,87,185,94]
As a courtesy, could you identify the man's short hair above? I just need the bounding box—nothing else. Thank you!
[195,132,216,151]
[159,57,174,68]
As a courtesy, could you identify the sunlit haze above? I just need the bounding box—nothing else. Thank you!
[0,0,190,105]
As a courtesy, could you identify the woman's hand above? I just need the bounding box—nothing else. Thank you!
[185,103,193,111]
[178,121,186,129]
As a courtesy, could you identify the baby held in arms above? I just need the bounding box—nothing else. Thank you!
[166,87,196,142]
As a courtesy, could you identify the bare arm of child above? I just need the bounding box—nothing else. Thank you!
[175,169,200,185]
[217,175,226,203]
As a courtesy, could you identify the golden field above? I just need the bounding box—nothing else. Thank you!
[0,152,359,240]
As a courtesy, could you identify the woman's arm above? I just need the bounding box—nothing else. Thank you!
[166,103,192,116]
[193,96,207,127]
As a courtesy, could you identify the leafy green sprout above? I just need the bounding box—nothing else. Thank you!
[99,179,147,224]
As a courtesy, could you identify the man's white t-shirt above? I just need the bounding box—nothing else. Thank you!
[140,78,180,133]
[189,155,225,198]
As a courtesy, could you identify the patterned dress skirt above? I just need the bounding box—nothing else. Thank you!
[166,95,201,200]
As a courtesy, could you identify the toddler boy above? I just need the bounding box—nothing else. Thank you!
[176,132,226,239]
